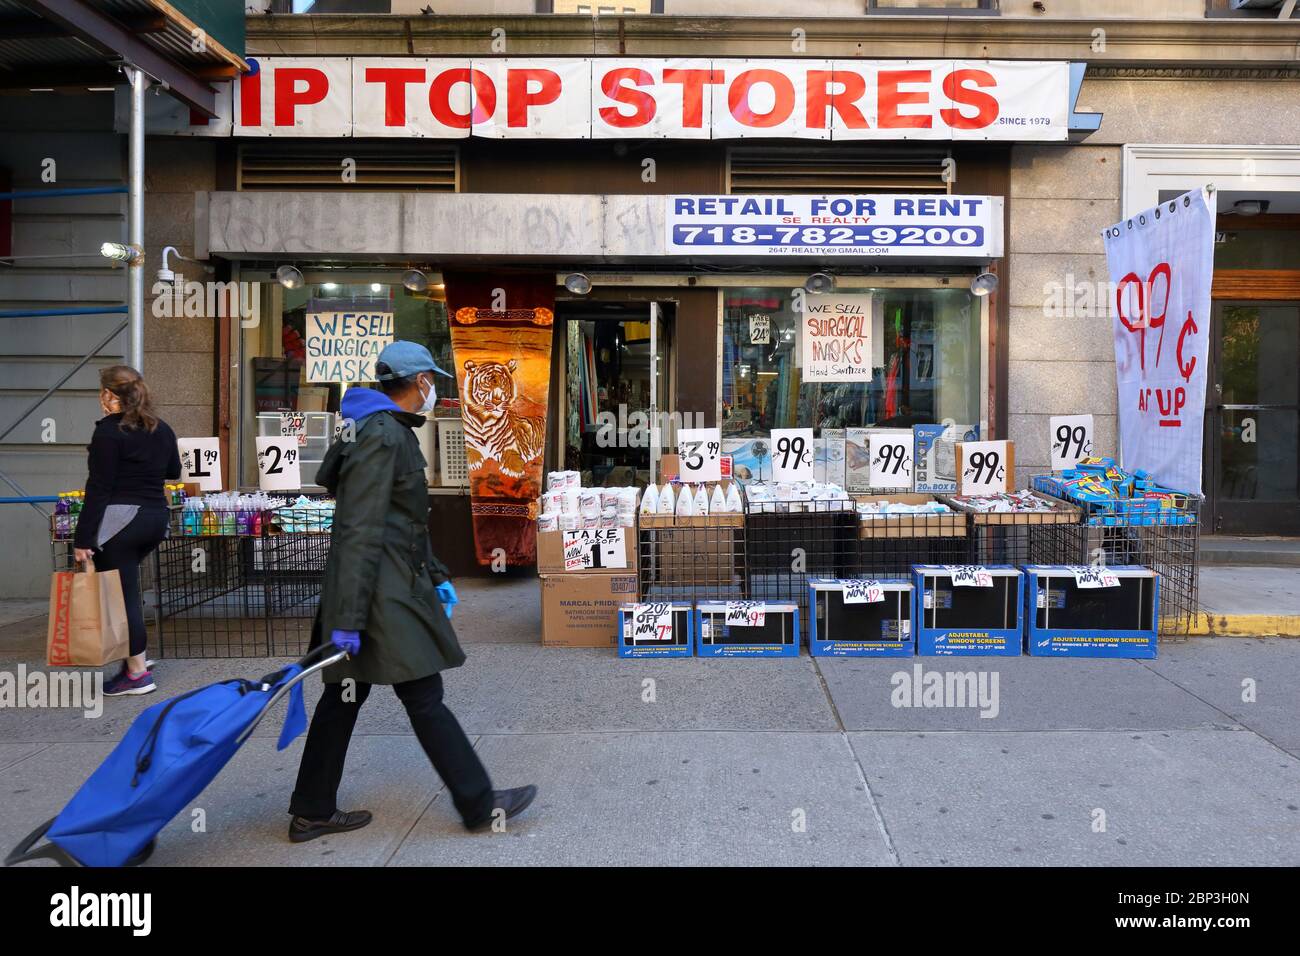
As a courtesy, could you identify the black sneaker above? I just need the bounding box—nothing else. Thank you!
[288,809,373,844]
[466,786,538,832]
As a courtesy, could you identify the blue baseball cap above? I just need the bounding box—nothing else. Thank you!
[375,340,453,380]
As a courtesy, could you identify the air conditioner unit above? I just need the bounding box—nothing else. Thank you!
[617,603,694,659]
[913,565,1024,657]
[808,578,915,658]
[695,602,800,658]
[1023,565,1159,659]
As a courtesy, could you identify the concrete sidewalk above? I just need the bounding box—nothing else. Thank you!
[1,577,1298,867]
[1191,566,1300,637]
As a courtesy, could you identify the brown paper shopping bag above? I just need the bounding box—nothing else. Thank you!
[47,565,130,666]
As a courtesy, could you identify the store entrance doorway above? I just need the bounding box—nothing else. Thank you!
[555,299,673,486]
[1204,300,1300,534]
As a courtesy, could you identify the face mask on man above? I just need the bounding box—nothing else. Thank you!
[415,373,437,415]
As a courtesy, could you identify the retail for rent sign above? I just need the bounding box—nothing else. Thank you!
[127,57,1078,141]
[1102,187,1214,494]
[666,194,1001,257]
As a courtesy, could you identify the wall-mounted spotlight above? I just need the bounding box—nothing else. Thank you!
[100,242,142,263]
[564,273,593,295]
[1232,199,1269,217]
[402,269,429,292]
[970,272,999,297]
[275,265,304,290]
[803,273,835,295]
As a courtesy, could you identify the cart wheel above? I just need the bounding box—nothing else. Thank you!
[124,839,156,867]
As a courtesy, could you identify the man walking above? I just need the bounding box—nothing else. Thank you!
[288,341,536,843]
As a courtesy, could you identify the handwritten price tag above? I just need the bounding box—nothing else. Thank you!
[177,437,223,492]
[677,427,722,483]
[630,602,674,643]
[725,601,765,627]
[771,428,815,482]
[255,436,301,492]
[868,429,914,491]
[1069,565,1119,589]
[840,579,885,604]
[1050,415,1093,472]
[280,411,308,447]
[562,529,627,571]
[944,565,994,588]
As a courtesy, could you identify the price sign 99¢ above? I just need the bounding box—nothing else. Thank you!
[959,440,1012,495]
[1049,415,1093,472]
[868,429,914,490]
[770,428,815,483]
[255,436,301,492]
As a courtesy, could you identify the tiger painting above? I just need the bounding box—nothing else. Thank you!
[461,359,545,479]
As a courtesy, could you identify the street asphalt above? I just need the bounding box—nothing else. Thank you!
[0,577,1297,867]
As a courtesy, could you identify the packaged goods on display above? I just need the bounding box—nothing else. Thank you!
[537,480,641,531]
[855,498,954,520]
[743,481,854,513]
[1032,456,1196,526]
[944,490,1060,513]
[636,481,743,517]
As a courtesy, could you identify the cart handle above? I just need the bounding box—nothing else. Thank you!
[4,818,79,867]
[235,647,347,746]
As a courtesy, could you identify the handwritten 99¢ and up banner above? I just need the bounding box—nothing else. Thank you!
[1103,188,1213,494]
[306,310,394,384]
[666,195,1001,258]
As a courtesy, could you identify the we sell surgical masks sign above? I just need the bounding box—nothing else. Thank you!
[800,294,880,382]
[306,308,394,384]
[1102,187,1214,494]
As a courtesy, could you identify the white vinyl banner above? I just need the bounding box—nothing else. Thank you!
[166,57,1073,141]
[1102,188,1215,494]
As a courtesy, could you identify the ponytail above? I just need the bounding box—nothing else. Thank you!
[100,365,159,432]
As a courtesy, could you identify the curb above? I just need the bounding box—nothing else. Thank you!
[1187,613,1300,638]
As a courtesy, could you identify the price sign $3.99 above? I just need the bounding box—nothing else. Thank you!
[677,427,722,483]
[770,428,814,482]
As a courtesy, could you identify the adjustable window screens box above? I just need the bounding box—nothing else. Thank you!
[913,565,1024,657]
[1023,565,1159,659]
[808,578,915,658]
[616,604,695,659]
[540,573,639,647]
[536,527,638,574]
[695,603,800,658]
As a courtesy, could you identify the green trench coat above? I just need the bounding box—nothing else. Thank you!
[311,408,465,685]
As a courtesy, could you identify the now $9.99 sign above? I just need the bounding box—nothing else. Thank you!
[1103,187,1213,494]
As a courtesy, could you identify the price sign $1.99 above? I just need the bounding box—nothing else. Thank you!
[177,437,223,492]
[677,427,722,483]
[959,440,1010,495]
[255,436,301,492]
[770,428,815,482]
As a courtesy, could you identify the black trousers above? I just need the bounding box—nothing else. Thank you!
[92,506,168,659]
[289,672,494,826]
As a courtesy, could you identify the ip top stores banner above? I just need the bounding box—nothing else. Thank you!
[1102,188,1214,494]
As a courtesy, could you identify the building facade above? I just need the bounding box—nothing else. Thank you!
[2,6,1298,594]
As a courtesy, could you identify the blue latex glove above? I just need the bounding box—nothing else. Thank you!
[435,581,458,620]
[330,629,361,655]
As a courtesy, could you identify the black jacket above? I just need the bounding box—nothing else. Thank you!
[75,414,181,548]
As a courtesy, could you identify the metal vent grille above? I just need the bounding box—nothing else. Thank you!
[728,147,950,194]
[438,418,470,487]
[238,142,458,191]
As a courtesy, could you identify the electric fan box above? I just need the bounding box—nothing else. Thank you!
[616,603,695,659]
[913,565,1024,657]
[694,602,800,658]
[808,578,915,657]
[1023,565,1160,659]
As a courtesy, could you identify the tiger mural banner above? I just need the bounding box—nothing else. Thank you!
[445,273,554,567]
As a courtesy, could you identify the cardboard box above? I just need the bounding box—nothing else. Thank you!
[536,526,637,574]
[643,525,742,587]
[616,603,695,658]
[1023,565,1158,659]
[852,493,967,539]
[954,440,1016,495]
[540,572,640,647]
[808,578,916,657]
[940,491,1079,526]
[913,565,1024,657]
[695,602,801,658]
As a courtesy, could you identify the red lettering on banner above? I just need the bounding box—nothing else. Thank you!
[507,69,562,127]
[878,70,932,129]
[429,68,494,127]
[239,68,261,127]
[662,69,723,127]
[940,69,999,130]
[274,68,330,127]
[806,70,868,130]
[364,67,425,127]
[728,69,795,128]
[599,68,656,128]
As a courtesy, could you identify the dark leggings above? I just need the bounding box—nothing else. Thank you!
[92,506,168,659]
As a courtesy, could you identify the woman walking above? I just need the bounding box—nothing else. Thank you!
[72,365,180,697]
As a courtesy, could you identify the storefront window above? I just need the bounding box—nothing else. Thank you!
[239,278,459,489]
[722,285,981,437]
